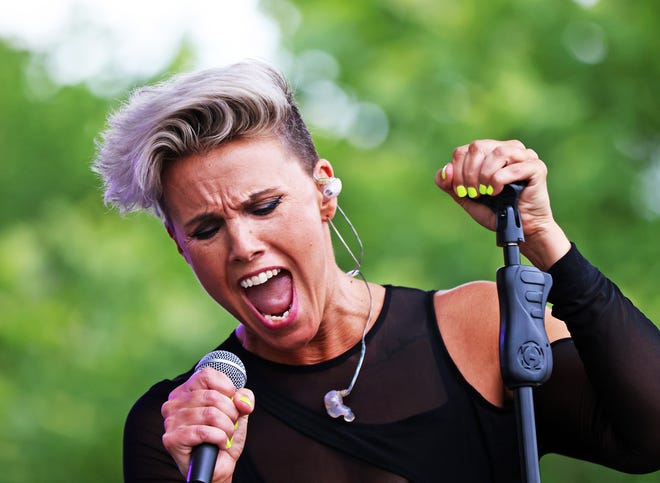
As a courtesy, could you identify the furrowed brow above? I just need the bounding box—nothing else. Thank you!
[182,188,281,229]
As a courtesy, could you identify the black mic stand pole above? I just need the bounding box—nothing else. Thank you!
[478,183,553,483]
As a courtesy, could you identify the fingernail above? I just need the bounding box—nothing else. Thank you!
[479,184,488,195]
[238,396,253,408]
[467,187,478,198]
[486,185,494,195]
[234,421,239,430]
[226,436,234,449]
[441,164,448,180]
[456,185,467,198]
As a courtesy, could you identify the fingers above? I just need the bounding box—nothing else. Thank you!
[434,139,555,236]
[439,139,571,270]
[160,368,255,479]
[437,139,543,200]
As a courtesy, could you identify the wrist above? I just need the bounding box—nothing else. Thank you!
[521,221,571,271]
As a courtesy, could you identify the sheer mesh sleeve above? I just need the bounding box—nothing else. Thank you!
[123,378,187,483]
[535,244,660,473]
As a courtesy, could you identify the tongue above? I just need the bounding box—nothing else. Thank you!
[246,272,293,316]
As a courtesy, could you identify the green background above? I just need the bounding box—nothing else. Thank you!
[1,0,658,481]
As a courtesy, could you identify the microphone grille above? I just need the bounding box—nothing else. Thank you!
[194,350,247,389]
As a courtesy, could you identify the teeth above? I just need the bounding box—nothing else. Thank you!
[240,268,281,289]
[239,269,290,321]
[264,309,290,322]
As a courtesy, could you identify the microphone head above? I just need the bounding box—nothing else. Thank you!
[194,350,247,389]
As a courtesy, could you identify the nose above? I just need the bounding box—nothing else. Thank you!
[226,219,265,263]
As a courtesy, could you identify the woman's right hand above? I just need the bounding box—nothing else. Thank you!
[161,368,255,483]
[434,139,571,270]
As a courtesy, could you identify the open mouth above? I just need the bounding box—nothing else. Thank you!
[240,268,293,322]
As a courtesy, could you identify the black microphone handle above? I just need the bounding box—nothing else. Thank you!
[188,443,218,483]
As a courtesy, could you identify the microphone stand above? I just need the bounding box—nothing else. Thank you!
[478,184,553,483]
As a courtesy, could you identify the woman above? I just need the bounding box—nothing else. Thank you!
[94,60,660,482]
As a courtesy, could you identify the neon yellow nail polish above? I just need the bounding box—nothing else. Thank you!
[456,185,467,198]
[234,422,239,430]
[238,396,253,408]
[441,165,448,180]
[467,187,478,198]
[226,436,234,449]
[486,185,494,195]
[479,184,487,195]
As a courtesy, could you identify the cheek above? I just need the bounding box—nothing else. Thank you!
[282,218,322,257]
[294,226,329,273]
[186,247,230,295]
[288,203,324,236]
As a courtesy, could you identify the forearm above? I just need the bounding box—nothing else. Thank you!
[546,244,660,463]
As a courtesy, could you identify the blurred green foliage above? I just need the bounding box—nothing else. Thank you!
[0,0,658,481]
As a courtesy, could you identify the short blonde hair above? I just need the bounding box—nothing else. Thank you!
[93,60,319,219]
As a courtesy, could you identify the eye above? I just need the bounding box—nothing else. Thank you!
[251,196,282,216]
[192,224,220,240]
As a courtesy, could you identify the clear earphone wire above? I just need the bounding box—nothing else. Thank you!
[325,204,374,421]
[328,205,364,277]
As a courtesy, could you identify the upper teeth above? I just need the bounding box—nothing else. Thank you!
[240,268,281,288]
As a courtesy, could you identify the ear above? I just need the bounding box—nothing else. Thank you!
[164,221,192,264]
[313,159,338,221]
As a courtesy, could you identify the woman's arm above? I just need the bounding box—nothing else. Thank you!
[435,139,660,472]
[535,244,660,472]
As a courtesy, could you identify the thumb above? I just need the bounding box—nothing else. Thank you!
[218,392,254,474]
[226,390,254,456]
[435,163,467,205]
[434,163,455,195]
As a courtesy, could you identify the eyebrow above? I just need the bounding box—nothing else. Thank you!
[182,188,280,230]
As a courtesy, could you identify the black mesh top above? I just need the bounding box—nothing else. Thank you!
[123,245,660,482]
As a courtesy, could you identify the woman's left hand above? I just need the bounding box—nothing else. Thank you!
[435,139,571,270]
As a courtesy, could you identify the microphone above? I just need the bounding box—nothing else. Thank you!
[187,350,247,483]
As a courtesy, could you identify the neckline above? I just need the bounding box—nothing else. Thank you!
[226,285,393,372]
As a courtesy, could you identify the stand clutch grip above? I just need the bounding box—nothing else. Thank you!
[497,265,553,388]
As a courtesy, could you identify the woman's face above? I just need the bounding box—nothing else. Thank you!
[162,136,337,358]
